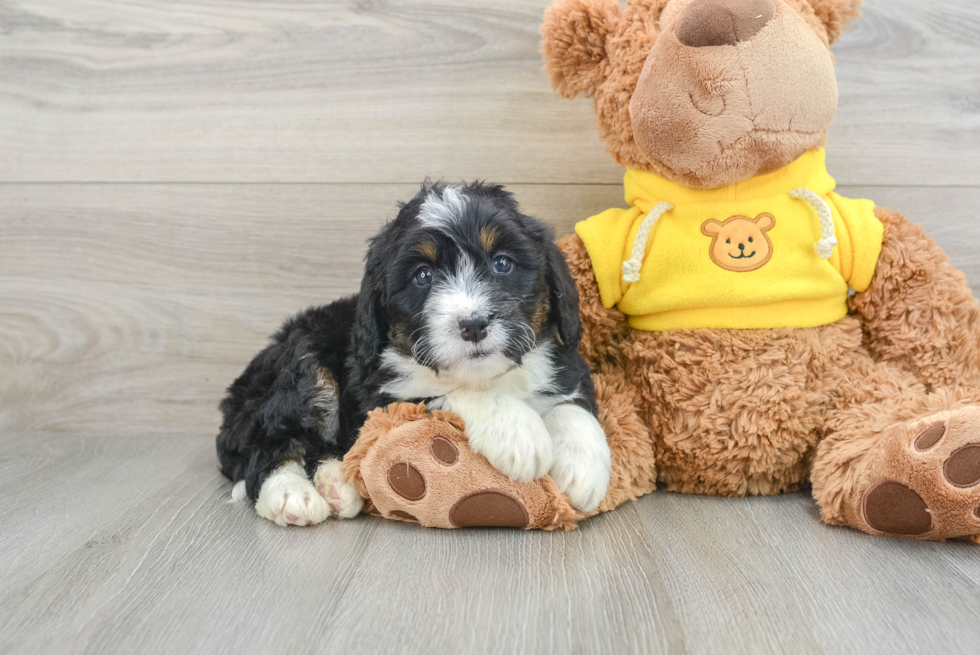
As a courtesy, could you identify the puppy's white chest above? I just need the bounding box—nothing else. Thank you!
[380,343,562,412]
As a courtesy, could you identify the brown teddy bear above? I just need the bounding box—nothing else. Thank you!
[343,0,980,540]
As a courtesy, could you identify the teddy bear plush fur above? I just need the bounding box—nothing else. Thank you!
[343,0,980,540]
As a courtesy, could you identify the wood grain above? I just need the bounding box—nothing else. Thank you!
[3,433,980,655]
[0,0,978,185]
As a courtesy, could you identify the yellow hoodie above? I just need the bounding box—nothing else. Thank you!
[575,149,883,331]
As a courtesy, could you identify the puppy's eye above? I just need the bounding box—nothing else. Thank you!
[413,267,433,287]
[748,237,754,243]
[493,256,514,275]
[726,239,731,244]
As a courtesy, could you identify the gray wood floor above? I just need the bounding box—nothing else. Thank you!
[2,1,980,653]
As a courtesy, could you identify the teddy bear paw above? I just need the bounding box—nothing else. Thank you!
[353,406,579,530]
[857,406,980,540]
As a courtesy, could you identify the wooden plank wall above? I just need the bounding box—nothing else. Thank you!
[2,0,979,439]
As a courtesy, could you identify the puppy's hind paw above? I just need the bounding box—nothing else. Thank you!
[255,464,331,527]
[314,459,365,519]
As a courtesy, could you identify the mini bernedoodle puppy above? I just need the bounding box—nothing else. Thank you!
[217,183,612,526]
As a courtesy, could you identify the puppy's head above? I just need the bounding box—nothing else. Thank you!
[353,182,581,379]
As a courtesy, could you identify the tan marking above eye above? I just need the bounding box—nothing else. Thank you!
[480,227,500,252]
[416,241,437,260]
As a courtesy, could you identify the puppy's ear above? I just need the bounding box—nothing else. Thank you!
[806,0,862,44]
[519,213,584,349]
[541,0,620,99]
[545,239,584,350]
[351,237,390,367]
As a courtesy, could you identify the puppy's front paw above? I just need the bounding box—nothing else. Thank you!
[255,464,331,527]
[545,405,611,512]
[550,451,611,513]
[486,428,554,483]
[466,400,554,483]
[314,459,364,519]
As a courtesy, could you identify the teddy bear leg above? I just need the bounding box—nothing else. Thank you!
[813,377,980,541]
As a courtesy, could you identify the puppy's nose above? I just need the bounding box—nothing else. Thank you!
[739,243,745,251]
[458,315,490,343]
[675,0,775,47]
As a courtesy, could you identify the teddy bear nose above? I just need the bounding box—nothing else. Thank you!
[675,0,776,48]
[739,243,745,250]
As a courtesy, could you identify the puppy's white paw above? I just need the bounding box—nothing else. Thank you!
[544,404,611,512]
[255,464,331,527]
[461,394,554,483]
[314,459,364,519]
[550,452,611,513]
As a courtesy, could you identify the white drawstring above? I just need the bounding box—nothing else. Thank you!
[622,201,673,283]
[790,188,837,260]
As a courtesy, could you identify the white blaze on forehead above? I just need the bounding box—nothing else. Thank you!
[430,253,489,319]
[418,186,468,230]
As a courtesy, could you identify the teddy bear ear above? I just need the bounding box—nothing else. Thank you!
[701,220,722,237]
[541,0,621,99]
[755,213,776,231]
[806,0,863,44]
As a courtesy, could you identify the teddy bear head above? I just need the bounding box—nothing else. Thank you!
[541,0,862,189]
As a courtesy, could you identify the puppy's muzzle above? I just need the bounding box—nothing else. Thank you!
[458,314,490,343]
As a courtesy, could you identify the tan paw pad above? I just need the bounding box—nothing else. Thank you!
[430,436,459,466]
[449,491,529,528]
[862,481,932,536]
[944,444,980,488]
[914,424,946,451]
[853,408,980,540]
[389,510,419,522]
[387,462,426,500]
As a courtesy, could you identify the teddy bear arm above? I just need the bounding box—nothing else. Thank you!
[850,206,980,390]
[557,233,631,368]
